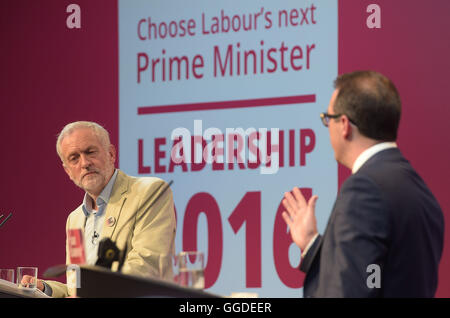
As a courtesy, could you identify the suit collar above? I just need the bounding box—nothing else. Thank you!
[355,146,404,175]
[100,169,129,239]
[109,170,129,198]
[352,142,397,174]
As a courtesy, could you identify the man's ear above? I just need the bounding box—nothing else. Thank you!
[341,115,353,140]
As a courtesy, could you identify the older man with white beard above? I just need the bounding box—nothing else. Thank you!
[22,121,176,297]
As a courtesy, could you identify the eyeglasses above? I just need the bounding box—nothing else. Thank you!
[320,112,358,127]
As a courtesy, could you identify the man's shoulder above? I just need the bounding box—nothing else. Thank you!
[358,148,409,177]
[125,174,167,188]
[339,172,380,194]
[66,203,85,227]
[118,171,170,193]
[68,203,83,216]
[356,148,420,193]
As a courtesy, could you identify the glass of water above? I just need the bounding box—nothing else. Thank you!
[177,251,205,289]
[0,269,14,283]
[17,267,38,290]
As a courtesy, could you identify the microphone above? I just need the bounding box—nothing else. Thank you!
[0,212,12,228]
[92,231,99,245]
[95,180,173,271]
[95,235,120,268]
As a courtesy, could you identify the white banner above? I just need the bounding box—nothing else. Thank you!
[119,0,338,297]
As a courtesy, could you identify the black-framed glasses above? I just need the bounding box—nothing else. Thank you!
[320,112,358,127]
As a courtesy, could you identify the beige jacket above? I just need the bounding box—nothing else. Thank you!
[45,170,176,297]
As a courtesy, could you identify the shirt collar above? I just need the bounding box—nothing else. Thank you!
[352,142,397,174]
[82,169,118,217]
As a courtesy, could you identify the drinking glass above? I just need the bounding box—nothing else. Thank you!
[17,267,38,290]
[177,251,205,289]
[0,269,14,283]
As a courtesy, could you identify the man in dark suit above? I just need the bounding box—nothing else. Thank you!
[282,71,444,297]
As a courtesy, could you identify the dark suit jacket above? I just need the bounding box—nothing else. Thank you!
[300,148,444,297]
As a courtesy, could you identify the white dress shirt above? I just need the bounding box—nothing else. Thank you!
[82,169,119,265]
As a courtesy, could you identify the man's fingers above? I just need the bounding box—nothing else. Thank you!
[292,187,307,208]
[282,194,293,211]
[284,191,300,213]
[282,211,293,228]
[282,198,295,217]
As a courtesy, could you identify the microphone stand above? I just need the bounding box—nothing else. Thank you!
[0,212,12,228]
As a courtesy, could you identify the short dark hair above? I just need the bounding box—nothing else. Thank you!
[333,71,401,141]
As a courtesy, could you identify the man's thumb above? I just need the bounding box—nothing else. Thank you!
[308,195,319,212]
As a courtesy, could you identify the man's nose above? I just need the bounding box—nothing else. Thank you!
[79,154,92,168]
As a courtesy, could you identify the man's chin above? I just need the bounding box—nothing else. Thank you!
[80,179,103,194]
